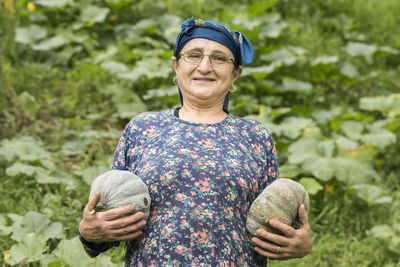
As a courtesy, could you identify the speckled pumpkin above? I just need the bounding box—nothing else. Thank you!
[89,170,151,220]
[246,178,310,238]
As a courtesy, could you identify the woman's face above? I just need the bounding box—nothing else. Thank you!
[172,38,242,108]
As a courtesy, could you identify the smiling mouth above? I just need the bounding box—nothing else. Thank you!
[193,77,216,82]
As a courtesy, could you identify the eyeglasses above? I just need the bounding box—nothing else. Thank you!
[179,51,235,66]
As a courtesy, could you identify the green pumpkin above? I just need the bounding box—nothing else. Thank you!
[89,170,151,220]
[246,178,310,238]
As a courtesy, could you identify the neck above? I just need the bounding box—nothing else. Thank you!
[178,104,228,124]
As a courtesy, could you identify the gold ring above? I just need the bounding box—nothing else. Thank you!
[276,246,280,253]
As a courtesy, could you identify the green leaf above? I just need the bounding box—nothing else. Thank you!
[79,6,110,24]
[53,237,121,267]
[311,55,338,66]
[288,138,319,164]
[334,134,359,151]
[0,136,51,162]
[143,86,178,100]
[340,120,364,140]
[61,139,91,156]
[299,177,324,195]
[274,117,314,139]
[34,0,68,8]
[0,214,12,235]
[317,140,336,158]
[351,184,392,205]
[259,20,288,38]
[360,130,396,148]
[344,42,377,62]
[260,46,306,66]
[15,25,47,44]
[279,77,313,93]
[32,36,69,51]
[6,162,45,177]
[333,158,377,184]
[302,156,335,181]
[132,57,171,79]
[100,61,129,74]
[241,63,278,78]
[340,62,359,78]
[276,164,303,179]
[9,233,49,265]
[369,224,395,239]
[311,108,341,124]
[11,211,63,242]
[359,94,400,114]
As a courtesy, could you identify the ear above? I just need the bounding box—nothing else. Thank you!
[171,56,179,74]
[232,65,243,83]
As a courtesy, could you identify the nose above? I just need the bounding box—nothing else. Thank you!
[197,55,213,72]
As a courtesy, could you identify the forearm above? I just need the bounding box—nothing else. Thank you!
[77,226,120,258]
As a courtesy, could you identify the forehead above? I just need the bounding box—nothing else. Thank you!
[182,38,233,56]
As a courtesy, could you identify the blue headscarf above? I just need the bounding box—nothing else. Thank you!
[174,17,255,112]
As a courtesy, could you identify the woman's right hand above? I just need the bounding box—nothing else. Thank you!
[79,192,147,244]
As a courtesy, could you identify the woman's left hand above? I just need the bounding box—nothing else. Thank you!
[251,204,313,260]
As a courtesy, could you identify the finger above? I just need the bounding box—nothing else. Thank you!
[116,230,144,242]
[253,246,288,260]
[269,219,296,238]
[85,192,101,214]
[298,204,311,229]
[112,219,147,235]
[255,228,290,247]
[103,203,137,221]
[251,235,280,252]
[109,212,146,230]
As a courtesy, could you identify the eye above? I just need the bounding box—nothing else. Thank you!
[187,52,202,59]
[211,54,228,64]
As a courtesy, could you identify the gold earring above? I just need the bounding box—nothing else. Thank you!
[230,84,237,92]
[173,76,178,85]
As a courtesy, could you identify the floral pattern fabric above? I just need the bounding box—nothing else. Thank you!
[81,108,279,266]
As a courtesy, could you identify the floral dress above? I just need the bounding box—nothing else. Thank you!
[80,108,279,266]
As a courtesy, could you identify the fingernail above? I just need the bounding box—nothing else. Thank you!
[89,209,96,215]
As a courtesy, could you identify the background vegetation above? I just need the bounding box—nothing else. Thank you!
[0,0,399,266]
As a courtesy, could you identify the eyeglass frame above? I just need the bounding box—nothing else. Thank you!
[178,51,236,67]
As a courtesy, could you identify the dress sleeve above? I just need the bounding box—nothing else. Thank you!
[111,120,135,170]
[259,126,279,192]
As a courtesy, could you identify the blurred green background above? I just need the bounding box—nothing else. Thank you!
[0,0,399,266]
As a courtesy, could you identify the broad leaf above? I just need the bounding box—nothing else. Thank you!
[32,36,69,51]
[302,156,334,181]
[15,25,47,44]
[340,121,364,140]
[61,139,91,156]
[288,139,319,164]
[79,6,110,24]
[333,158,377,184]
[299,177,323,195]
[275,117,314,139]
[351,184,392,205]
[0,136,51,162]
[369,225,395,239]
[6,162,45,177]
[11,212,63,242]
[35,0,68,7]
[359,94,400,114]
[9,233,49,265]
[340,62,359,78]
[279,77,313,93]
[53,237,121,267]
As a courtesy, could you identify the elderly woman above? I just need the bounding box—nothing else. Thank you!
[78,17,312,266]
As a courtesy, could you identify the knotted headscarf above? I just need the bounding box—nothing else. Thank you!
[174,17,255,112]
